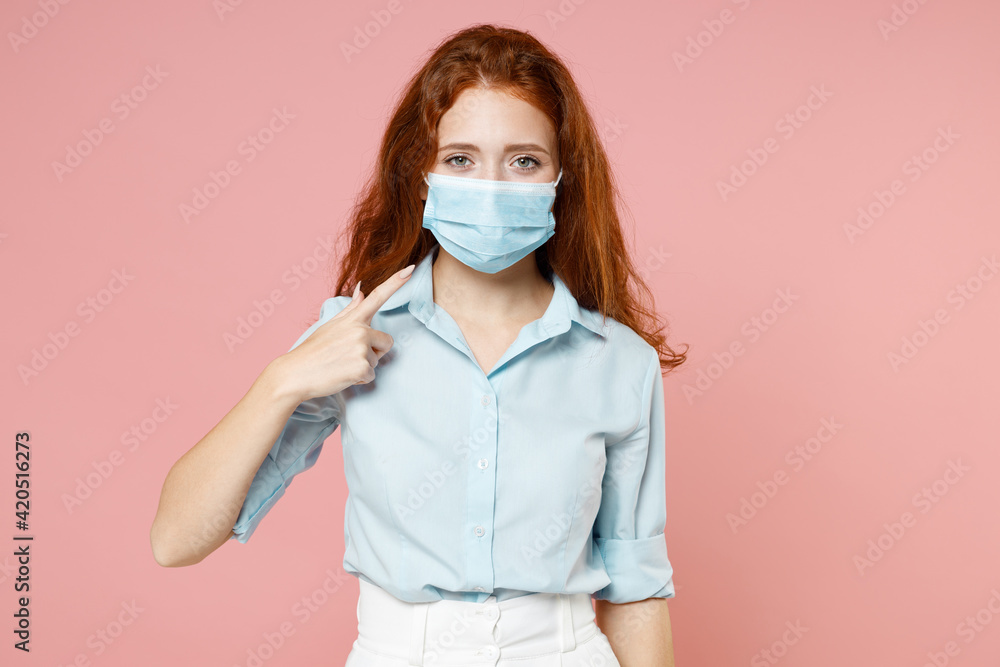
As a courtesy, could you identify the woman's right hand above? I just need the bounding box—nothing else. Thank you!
[273,264,416,403]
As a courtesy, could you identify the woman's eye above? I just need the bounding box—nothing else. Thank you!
[444,155,541,171]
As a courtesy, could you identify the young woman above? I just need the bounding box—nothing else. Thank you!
[151,23,686,666]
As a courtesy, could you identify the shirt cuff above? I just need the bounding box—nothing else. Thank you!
[229,454,285,544]
[592,533,675,603]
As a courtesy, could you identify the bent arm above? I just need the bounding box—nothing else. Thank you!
[149,358,301,567]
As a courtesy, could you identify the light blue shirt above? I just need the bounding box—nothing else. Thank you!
[231,243,676,604]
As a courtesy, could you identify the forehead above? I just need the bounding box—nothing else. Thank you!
[438,87,556,146]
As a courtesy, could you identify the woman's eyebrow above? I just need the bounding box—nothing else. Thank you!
[438,142,551,156]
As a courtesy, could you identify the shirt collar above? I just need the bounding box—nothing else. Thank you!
[378,243,607,338]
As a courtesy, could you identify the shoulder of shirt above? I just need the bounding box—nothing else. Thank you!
[318,295,355,322]
[581,305,661,373]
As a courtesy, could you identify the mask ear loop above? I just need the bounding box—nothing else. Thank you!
[548,169,564,215]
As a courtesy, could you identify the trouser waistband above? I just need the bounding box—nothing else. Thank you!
[354,578,599,665]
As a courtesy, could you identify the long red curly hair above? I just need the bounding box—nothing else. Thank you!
[326,23,687,374]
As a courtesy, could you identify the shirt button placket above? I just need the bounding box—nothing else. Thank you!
[467,383,498,598]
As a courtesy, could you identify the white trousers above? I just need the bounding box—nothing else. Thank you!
[345,578,622,666]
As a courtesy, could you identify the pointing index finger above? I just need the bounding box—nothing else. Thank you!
[350,264,416,324]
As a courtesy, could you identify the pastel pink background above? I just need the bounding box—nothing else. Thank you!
[1,0,998,665]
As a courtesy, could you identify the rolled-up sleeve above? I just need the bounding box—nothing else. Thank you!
[230,297,349,544]
[592,347,675,603]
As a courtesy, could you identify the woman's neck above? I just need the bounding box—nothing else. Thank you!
[430,246,554,326]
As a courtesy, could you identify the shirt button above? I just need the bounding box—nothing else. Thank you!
[474,586,485,592]
[481,394,491,406]
[474,525,485,537]
[485,607,499,620]
[478,458,488,469]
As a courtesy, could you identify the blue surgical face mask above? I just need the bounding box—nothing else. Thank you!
[421,169,563,274]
